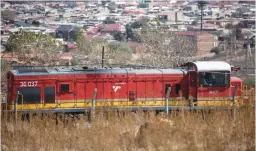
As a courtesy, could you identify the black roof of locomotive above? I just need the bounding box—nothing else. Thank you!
[10,66,187,76]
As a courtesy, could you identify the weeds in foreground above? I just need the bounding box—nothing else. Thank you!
[1,106,255,151]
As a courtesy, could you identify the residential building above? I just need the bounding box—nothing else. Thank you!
[56,25,79,41]
[176,31,219,56]
[158,11,183,22]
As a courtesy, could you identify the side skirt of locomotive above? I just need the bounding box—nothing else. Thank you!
[7,97,245,114]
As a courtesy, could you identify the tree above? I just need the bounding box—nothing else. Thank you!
[101,1,107,6]
[198,1,208,31]
[235,22,245,28]
[131,18,149,29]
[126,26,133,40]
[108,2,117,11]
[135,28,196,67]
[107,42,133,64]
[112,31,126,41]
[75,30,92,55]
[192,20,198,25]
[210,47,221,54]
[225,23,233,29]
[6,30,62,65]
[138,3,149,8]
[116,43,133,54]
[103,18,116,24]
[32,20,40,26]
[234,27,242,39]
[1,59,12,94]
[1,10,15,20]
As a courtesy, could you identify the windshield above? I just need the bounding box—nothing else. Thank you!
[199,71,230,87]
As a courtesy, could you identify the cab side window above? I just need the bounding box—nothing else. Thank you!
[199,72,230,87]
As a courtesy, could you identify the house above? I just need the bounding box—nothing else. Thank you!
[1,2,10,8]
[187,23,217,32]
[122,10,145,15]
[208,1,234,7]
[158,11,183,22]
[99,24,125,34]
[56,25,80,41]
[14,21,30,28]
[196,32,219,56]
[176,31,219,56]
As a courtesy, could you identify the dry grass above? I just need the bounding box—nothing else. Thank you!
[1,106,255,151]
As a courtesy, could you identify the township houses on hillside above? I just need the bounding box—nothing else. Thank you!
[1,0,255,64]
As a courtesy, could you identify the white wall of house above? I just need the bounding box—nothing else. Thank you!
[210,6,220,13]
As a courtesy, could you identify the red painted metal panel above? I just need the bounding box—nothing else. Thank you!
[136,77,146,100]
[85,80,96,100]
[76,81,86,101]
[197,87,232,98]
[153,78,163,98]
[145,78,154,100]
[96,79,104,100]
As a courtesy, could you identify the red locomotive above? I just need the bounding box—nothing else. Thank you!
[3,61,250,113]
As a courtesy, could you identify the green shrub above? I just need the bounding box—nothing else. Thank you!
[116,43,133,54]
[243,78,255,88]
[71,57,79,65]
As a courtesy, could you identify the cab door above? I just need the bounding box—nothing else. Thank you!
[188,71,198,103]
[43,82,56,108]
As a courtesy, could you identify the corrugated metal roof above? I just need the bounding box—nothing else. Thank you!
[192,61,231,72]
[57,25,74,32]
[11,67,186,76]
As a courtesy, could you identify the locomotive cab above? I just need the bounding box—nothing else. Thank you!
[183,61,243,107]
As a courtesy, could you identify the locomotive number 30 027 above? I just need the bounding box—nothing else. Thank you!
[20,81,38,87]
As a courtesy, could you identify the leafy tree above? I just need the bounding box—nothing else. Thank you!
[138,3,149,8]
[6,30,62,65]
[235,22,245,28]
[75,30,107,56]
[116,43,133,54]
[112,31,126,41]
[234,27,242,39]
[107,42,133,64]
[210,47,220,54]
[192,20,198,25]
[75,30,90,55]
[225,23,233,29]
[108,2,117,11]
[131,18,148,29]
[103,18,116,24]
[243,78,255,88]
[1,59,12,96]
[1,10,15,20]
[126,26,133,40]
[101,1,107,6]
[32,20,40,26]
[109,41,120,51]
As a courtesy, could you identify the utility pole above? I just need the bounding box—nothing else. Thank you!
[246,39,249,74]
[234,32,237,56]
[102,46,105,68]
[230,33,233,63]
[224,41,227,62]
[198,1,207,32]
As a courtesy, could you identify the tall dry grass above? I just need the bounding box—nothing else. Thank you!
[1,106,255,151]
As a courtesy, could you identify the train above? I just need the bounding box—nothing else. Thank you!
[2,61,253,113]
